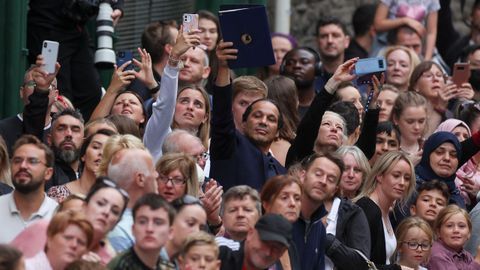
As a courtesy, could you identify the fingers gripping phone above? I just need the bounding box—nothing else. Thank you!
[41,40,59,74]
[116,50,134,71]
[355,57,387,85]
[452,63,470,87]
[183,13,199,33]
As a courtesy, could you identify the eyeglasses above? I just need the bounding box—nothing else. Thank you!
[171,195,203,210]
[101,178,130,200]
[158,175,187,186]
[11,156,48,167]
[421,71,447,81]
[402,241,432,251]
[196,152,210,161]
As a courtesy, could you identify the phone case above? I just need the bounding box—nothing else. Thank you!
[116,50,134,70]
[41,40,59,74]
[452,63,470,87]
[183,14,199,33]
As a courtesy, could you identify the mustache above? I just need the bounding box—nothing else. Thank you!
[14,169,32,179]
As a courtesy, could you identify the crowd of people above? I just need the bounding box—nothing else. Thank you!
[4,0,480,269]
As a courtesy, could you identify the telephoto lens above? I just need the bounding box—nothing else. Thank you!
[94,1,115,68]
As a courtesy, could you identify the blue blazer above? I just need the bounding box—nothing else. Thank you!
[210,84,286,192]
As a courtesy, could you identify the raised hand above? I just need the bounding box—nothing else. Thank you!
[132,48,157,89]
[215,40,238,68]
[107,61,136,93]
[33,54,60,90]
[171,25,201,59]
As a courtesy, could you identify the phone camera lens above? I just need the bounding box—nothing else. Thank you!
[43,43,47,48]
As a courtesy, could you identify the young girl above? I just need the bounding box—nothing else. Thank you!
[395,217,433,270]
[391,91,427,165]
[374,0,439,60]
[428,205,480,269]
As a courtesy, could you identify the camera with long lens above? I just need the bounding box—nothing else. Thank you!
[94,0,116,69]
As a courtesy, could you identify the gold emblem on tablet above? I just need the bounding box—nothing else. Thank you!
[241,34,252,45]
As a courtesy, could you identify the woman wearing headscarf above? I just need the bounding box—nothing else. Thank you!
[433,119,480,208]
[415,131,464,208]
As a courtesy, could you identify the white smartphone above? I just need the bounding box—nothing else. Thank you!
[41,40,59,74]
[183,13,199,33]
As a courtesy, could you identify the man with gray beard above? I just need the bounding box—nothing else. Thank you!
[45,108,84,190]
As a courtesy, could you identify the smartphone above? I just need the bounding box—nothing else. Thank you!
[41,40,59,74]
[355,57,386,84]
[452,63,470,87]
[183,13,199,33]
[116,50,134,71]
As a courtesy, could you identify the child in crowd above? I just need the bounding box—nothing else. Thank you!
[410,180,449,227]
[394,217,433,270]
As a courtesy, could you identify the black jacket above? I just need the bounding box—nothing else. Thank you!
[356,197,401,270]
[0,90,50,157]
[325,198,371,270]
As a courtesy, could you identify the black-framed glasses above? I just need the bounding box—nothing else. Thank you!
[402,241,432,251]
[158,175,187,186]
[11,156,48,167]
[102,178,130,200]
[171,195,203,210]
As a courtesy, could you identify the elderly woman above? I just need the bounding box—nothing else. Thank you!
[336,145,371,199]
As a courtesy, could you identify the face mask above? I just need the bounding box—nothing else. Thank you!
[469,69,480,91]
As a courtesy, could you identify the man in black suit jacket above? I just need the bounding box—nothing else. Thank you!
[210,41,286,192]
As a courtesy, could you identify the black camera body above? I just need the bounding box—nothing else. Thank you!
[62,0,111,23]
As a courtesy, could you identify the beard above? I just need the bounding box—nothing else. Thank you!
[13,170,44,194]
[52,143,80,164]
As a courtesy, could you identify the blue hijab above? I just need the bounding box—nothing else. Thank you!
[415,131,461,191]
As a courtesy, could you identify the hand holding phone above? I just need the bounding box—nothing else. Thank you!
[183,13,199,33]
[41,40,59,74]
[452,63,470,87]
[355,57,386,85]
[116,50,134,71]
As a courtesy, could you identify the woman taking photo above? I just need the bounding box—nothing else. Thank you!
[408,61,474,137]
[261,175,302,270]
[355,151,416,269]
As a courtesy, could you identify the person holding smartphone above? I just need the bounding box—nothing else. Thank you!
[408,61,474,138]
[27,0,125,121]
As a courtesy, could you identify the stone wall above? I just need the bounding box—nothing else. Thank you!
[266,0,474,49]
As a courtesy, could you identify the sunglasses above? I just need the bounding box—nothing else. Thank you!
[171,194,203,210]
[101,178,130,200]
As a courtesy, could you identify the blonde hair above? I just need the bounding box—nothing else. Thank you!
[97,134,145,176]
[155,152,199,198]
[0,136,11,187]
[394,217,433,264]
[391,91,427,125]
[232,76,268,100]
[384,45,421,86]
[354,151,415,205]
[180,231,219,257]
[47,211,94,249]
[434,204,472,236]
